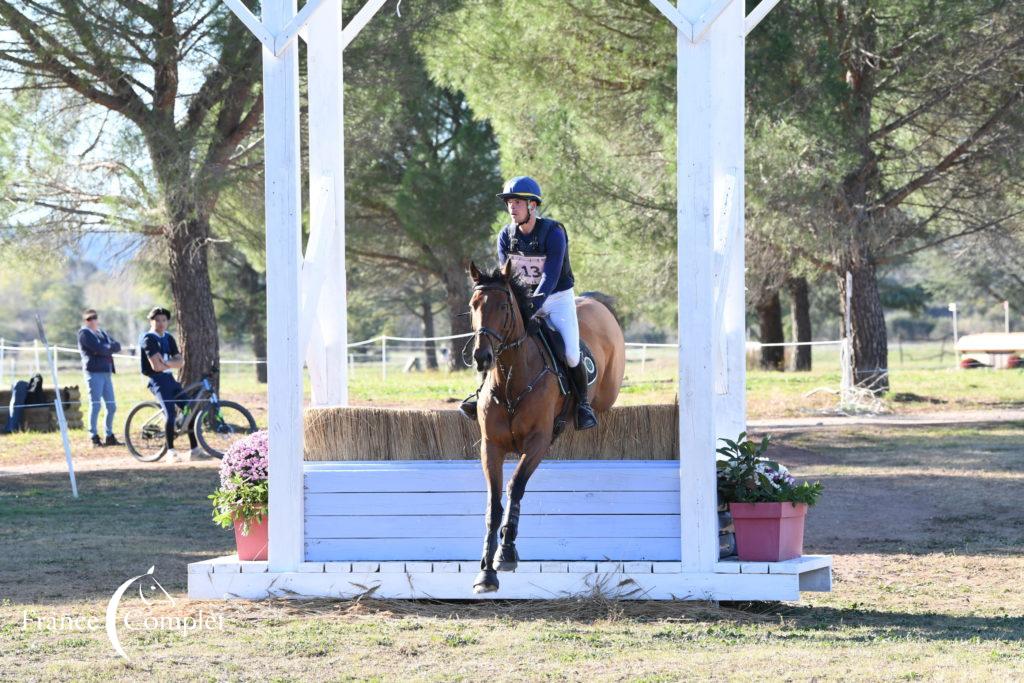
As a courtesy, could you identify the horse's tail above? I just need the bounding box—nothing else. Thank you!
[579,291,621,327]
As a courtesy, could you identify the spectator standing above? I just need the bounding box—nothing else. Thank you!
[77,309,122,447]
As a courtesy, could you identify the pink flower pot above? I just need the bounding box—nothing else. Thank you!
[729,502,807,562]
[233,515,268,561]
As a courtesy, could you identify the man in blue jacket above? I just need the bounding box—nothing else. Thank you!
[140,306,204,461]
[77,309,122,447]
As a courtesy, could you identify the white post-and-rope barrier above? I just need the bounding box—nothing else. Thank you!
[35,317,78,498]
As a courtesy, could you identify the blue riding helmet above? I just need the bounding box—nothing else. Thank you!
[497,176,542,205]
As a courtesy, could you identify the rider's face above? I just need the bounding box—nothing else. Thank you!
[151,315,168,333]
[506,198,533,223]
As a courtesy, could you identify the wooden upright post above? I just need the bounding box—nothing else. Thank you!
[677,0,731,573]
[306,0,349,407]
[263,0,304,573]
[712,0,747,443]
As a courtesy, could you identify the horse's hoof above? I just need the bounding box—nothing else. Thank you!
[473,570,499,593]
[492,544,519,572]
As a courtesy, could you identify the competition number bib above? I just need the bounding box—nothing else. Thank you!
[510,254,546,286]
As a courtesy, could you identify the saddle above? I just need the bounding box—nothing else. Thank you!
[531,314,598,396]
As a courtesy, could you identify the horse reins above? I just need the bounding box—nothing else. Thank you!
[468,283,555,416]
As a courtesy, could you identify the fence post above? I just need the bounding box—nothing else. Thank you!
[640,344,648,374]
[33,339,41,373]
[381,336,388,382]
[0,338,5,386]
[35,318,78,497]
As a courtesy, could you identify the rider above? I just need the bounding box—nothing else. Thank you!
[139,307,207,462]
[460,176,598,430]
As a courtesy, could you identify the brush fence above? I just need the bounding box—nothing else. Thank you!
[303,404,680,461]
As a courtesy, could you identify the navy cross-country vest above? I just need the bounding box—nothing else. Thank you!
[504,218,575,293]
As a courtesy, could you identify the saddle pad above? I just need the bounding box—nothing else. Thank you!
[536,319,598,390]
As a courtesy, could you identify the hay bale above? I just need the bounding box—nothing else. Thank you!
[304,404,680,461]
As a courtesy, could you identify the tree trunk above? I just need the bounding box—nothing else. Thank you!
[837,260,889,392]
[165,215,221,389]
[442,264,473,371]
[787,277,812,371]
[421,298,438,370]
[756,290,785,371]
[251,319,268,383]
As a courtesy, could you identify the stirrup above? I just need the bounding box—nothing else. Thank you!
[575,403,598,430]
[458,396,478,420]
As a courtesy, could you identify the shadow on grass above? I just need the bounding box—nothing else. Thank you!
[0,466,232,603]
[767,421,1024,472]
[761,603,1024,643]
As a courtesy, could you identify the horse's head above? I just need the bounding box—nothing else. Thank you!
[468,260,527,372]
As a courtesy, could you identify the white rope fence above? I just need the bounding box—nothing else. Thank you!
[8,335,953,409]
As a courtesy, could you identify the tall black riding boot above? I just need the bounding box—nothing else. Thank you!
[458,374,486,420]
[569,362,598,430]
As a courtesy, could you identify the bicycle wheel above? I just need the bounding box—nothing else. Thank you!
[194,400,258,458]
[124,401,169,462]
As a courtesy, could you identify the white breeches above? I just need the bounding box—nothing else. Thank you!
[540,288,580,367]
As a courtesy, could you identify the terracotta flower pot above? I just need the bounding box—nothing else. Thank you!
[233,515,268,561]
[729,502,807,562]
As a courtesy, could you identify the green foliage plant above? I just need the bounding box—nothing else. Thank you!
[716,432,822,506]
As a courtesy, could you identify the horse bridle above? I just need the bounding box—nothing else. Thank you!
[468,282,556,416]
[471,283,527,356]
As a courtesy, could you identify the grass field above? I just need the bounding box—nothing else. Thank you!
[1,423,1022,680]
[2,340,1023,466]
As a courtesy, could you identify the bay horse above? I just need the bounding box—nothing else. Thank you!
[468,260,625,593]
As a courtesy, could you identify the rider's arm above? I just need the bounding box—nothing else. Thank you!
[531,224,567,306]
[497,228,509,268]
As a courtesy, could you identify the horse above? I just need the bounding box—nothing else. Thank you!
[467,259,626,593]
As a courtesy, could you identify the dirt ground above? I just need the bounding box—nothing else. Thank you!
[1,419,1023,680]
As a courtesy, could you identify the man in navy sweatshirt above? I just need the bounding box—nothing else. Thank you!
[77,308,122,447]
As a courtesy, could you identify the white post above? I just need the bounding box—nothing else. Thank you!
[677,0,741,574]
[1004,301,1010,334]
[35,318,77,498]
[842,271,854,398]
[948,302,959,347]
[712,0,747,443]
[263,0,304,573]
[304,0,349,407]
[0,338,5,387]
[640,344,648,374]
[33,339,41,373]
[381,336,388,382]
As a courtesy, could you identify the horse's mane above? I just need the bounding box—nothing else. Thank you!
[476,268,534,325]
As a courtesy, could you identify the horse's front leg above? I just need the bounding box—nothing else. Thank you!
[473,439,505,594]
[493,431,550,572]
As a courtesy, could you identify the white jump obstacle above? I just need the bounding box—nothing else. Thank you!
[190,0,832,601]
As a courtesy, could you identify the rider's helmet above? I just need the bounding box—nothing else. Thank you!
[496,176,542,205]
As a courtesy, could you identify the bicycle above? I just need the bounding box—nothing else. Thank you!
[124,367,257,462]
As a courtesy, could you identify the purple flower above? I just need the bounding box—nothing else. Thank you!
[219,430,269,488]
